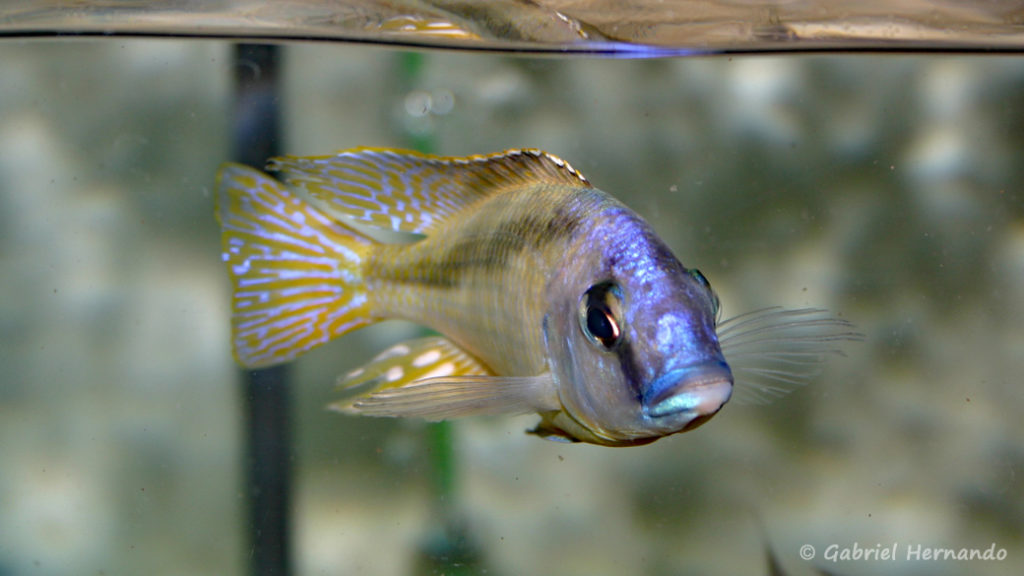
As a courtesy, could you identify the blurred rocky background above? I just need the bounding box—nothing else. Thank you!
[0,40,1022,576]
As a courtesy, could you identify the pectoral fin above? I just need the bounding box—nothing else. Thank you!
[349,374,559,421]
[330,335,559,421]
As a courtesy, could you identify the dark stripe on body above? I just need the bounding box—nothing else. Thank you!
[616,340,648,402]
[369,190,587,289]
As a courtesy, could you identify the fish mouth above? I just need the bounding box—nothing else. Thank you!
[643,361,734,429]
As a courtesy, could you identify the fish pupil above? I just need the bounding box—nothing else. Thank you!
[587,307,617,344]
[580,282,622,349]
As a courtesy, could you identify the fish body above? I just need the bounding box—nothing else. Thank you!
[216,147,853,446]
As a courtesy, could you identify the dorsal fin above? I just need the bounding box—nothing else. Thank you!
[267,147,590,236]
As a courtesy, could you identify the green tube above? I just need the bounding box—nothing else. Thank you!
[397,50,485,576]
[396,50,457,509]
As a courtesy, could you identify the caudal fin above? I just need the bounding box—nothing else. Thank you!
[215,163,375,368]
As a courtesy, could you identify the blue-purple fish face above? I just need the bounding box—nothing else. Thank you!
[544,202,733,445]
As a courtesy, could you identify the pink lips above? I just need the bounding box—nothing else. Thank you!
[645,361,734,420]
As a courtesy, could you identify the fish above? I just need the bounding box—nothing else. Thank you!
[215,147,858,447]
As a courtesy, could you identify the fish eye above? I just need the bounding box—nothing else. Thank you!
[688,269,721,318]
[579,282,623,349]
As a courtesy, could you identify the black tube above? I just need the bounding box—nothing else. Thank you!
[231,43,292,576]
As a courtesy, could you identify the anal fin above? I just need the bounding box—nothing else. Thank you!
[330,336,558,421]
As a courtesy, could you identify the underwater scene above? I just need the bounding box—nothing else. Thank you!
[1,39,1023,576]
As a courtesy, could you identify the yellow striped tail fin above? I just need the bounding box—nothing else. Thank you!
[215,163,375,368]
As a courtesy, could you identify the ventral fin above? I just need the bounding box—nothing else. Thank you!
[267,147,590,236]
[527,420,580,443]
[330,335,559,421]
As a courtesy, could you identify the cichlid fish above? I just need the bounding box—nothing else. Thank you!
[216,147,857,446]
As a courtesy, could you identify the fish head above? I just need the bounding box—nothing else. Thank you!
[543,206,733,445]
